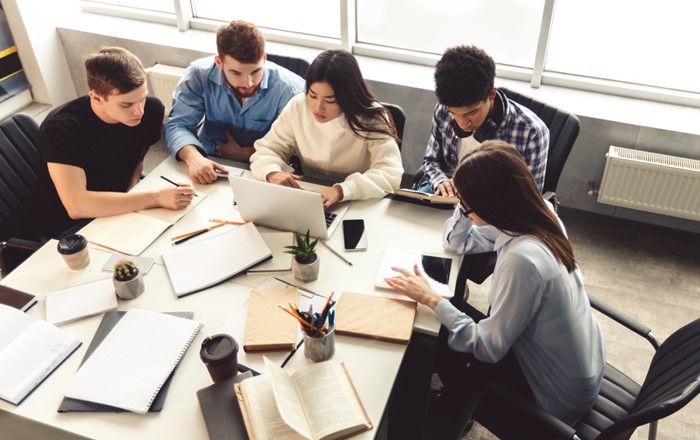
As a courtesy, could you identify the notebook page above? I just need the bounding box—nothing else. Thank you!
[64,309,202,414]
[45,277,118,326]
[0,304,33,349]
[79,212,172,256]
[0,312,81,405]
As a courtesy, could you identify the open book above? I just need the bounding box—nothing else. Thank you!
[391,188,458,207]
[235,357,372,440]
[0,304,81,405]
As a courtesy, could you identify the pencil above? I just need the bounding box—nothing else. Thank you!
[208,218,246,225]
[171,222,225,241]
[320,240,353,266]
[160,175,199,197]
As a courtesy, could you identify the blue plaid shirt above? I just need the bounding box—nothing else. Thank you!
[421,97,549,191]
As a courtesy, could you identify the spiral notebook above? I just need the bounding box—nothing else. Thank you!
[63,309,202,414]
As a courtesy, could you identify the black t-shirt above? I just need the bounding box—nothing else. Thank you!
[36,96,165,238]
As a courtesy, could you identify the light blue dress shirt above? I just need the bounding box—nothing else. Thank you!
[164,56,304,158]
[439,208,605,424]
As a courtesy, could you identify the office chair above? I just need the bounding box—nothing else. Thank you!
[380,102,407,151]
[446,309,700,440]
[0,113,46,277]
[266,53,310,79]
[452,88,583,291]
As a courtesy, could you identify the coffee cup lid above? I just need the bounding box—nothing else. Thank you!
[200,334,238,364]
[57,234,88,254]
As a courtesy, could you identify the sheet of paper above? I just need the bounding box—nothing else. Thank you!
[79,212,172,256]
[45,277,118,326]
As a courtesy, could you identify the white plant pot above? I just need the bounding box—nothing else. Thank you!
[114,275,145,300]
[292,256,320,282]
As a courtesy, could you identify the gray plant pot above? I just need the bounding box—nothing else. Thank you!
[114,275,145,300]
[292,256,320,282]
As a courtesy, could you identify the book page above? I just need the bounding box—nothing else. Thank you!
[238,374,307,440]
[79,212,172,256]
[290,361,371,440]
[0,304,33,349]
[0,318,80,404]
[265,358,312,439]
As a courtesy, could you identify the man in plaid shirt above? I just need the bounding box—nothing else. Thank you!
[414,45,549,196]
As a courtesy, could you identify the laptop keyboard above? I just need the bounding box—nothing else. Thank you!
[325,212,337,228]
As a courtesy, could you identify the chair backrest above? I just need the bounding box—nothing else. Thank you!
[498,87,581,194]
[0,113,43,242]
[596,317,700,440]
[380,102,406,151]
[266,53,310,79]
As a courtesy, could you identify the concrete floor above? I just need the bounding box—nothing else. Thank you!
[4,140,699,439]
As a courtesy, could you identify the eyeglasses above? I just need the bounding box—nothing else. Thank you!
[458,199,474,216]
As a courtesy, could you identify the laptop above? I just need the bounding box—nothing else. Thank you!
[229,175,349,240]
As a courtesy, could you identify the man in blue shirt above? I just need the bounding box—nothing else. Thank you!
[165,20,304,184]
[414,45,549,195]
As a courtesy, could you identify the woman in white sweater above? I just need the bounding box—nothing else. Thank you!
[250,49,403,208]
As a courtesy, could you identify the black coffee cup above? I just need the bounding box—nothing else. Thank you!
[57,234,90,270]
[200,334,238,383]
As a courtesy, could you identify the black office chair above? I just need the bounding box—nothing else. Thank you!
[452,88,583,289]
[266,53,310,79]
[448,309,700,440]
[0,113,46,277]
[380,102,406,151]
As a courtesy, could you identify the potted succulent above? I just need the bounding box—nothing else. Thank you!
[285,229,320,282]
[113,259,145,300]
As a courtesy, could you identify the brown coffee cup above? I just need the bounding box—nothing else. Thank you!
[57,234,90,270]
[200,334,238,383]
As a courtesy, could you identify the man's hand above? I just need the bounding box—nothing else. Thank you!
[267,171,303,188]
[215,128,254,162]
[312,185,343,209]
[156,185,195,210]
[435,179,456,197]
[179,145,227,185]
[384,265,443,311]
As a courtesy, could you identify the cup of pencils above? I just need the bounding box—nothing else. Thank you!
[280,293,336,362]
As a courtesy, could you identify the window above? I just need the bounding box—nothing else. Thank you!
[81,0,700,105]
[356,0,544,69]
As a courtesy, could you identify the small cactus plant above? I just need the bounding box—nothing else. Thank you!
[284,230,318,264]
[113,259,139,282]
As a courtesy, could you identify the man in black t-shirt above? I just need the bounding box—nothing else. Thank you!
[37,47,196,238]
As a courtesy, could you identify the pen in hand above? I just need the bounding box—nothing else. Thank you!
[160,175,199,197]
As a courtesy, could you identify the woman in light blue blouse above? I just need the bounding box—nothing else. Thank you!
[386,141,605,439]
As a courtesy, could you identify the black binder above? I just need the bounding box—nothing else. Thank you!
[196,371,253,440]
[57,311,193,413]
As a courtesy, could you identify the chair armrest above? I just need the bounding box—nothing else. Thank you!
[477,381,578,439]
[588,295,660,350]
[0,238,44,276]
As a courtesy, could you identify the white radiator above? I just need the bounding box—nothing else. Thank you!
[598,146,700,221]
[146,63,185,116]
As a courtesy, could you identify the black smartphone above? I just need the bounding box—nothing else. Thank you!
[342,219,367,251]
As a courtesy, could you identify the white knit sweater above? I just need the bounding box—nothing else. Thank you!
[250,93,403,201]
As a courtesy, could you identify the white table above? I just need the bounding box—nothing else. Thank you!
[0,156,457,440]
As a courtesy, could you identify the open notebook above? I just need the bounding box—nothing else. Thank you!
[78,177,206,256]
[63,309,202,414]
[162,223,272,297]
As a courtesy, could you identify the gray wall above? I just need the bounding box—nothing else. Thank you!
[56,27,700,234]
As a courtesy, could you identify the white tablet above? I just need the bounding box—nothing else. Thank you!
[375,248,459,298]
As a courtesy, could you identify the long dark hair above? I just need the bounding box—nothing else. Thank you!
[305,49,399,142]
[453,141,576,272]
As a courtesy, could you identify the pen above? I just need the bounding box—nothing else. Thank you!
[160,175,199,197]
[319,240,353,266]
[171,223,225,241]
[172,223,224,245]
[208,218,246,225]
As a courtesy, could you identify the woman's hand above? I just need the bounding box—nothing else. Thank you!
[312,184,343,209]
[267,171,303,188]
[385,264,443,311]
